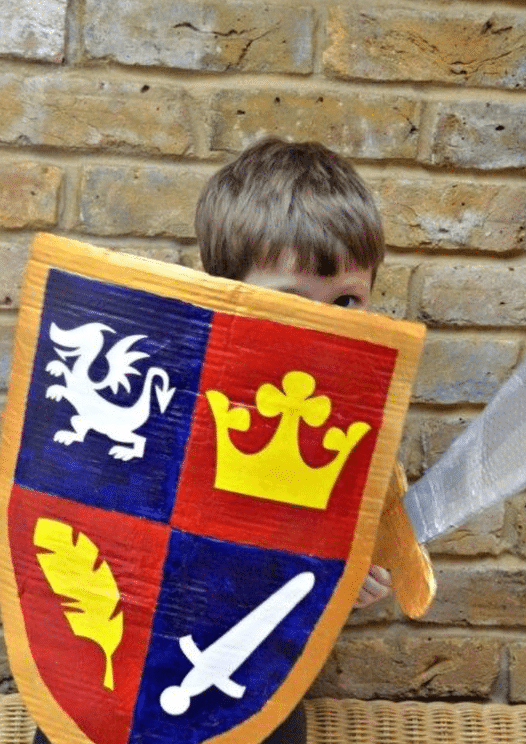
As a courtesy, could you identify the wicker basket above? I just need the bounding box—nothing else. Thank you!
[304,698,526,744]
[3,694,526,744]
[0,695,36,744]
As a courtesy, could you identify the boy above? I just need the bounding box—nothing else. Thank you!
[34,138,391,744]
[195,137,392,743]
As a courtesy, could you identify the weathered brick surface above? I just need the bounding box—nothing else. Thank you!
[346,595,397,627]
[309,632,500,700]
[0,162,62,229]
[423,101,526,170]
[78,166,210,237]
[417,264,526,327]
[178,246,204,273]
[324,6,526,90]
[370,263,411,319]
[505,493,526,558]
[118,243,203,272]
[420,564,526,626]
[118,244,185,266]
[84,1,314,74]
[0,0,67,63]
[210,90,421,159]
[398,411,425,481]
[0,237,30,309]
[413,335,520,404]
[400,411,473,481]
[0,75,193,155]
[509,643,526,703]
[0,627,15,693]
[427,504,506,557]
[372,179,526,254]
[0,323,15,392]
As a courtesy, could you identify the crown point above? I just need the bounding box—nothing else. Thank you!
[206,390,250,431]
[301,395,331,427]
[256,383,285,418]
[324,422,372,453]
[282,371,315,399]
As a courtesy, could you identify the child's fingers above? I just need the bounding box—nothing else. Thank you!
[368,564,391,587]
[354,565,391,609]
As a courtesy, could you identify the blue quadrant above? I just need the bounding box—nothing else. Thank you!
[130,530,344,744]
[15,269,212,522]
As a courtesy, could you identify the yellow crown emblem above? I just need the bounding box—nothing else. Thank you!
[205,370,371,510]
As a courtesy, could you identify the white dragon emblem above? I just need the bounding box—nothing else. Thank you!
[45,322,176,461]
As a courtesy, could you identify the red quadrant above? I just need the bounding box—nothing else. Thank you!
[9,485,170,744]
[172,313,397,560]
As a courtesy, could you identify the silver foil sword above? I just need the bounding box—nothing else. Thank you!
[404,356,526,544]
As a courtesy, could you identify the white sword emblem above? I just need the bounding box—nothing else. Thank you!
[160,571,315,715]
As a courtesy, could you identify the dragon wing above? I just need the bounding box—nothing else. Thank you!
[97,334,150,394]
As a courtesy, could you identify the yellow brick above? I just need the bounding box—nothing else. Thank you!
[210,90,421,160]
[78,166,210,238]
[418,264,526,327]
[310,631,500,699]
[370,264,411,319]
[324,5,526,90]
[0,0,67,62]
[422,564,526,626]
[0,162,62,229]
[423,101,526,170]
[414,335,520,404]
[428,505,505,558]
[400,410,474,481]
[0,322,15,391]
[0,237,31,309]
[84,1,314,73]
[372,179,526,254]
[0,75,193,156]
[510,643,526,702]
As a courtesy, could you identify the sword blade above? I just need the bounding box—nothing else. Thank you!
[404,356,526,544]
[198,571,315,677]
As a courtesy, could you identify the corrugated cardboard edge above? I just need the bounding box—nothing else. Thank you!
[0,233,427,744]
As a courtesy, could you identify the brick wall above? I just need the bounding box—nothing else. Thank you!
[1,0,526,702]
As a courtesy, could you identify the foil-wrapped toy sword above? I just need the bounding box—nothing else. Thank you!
[372,356,526,620]
[404,355,526,544]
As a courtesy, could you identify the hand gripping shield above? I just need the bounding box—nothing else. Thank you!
[0,234,427,744]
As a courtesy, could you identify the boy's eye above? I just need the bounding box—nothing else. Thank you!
[333,295,360,308]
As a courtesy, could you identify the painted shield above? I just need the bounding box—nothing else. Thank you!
[0,234,425,744]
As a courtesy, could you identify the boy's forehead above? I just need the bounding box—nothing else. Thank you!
[245,264,372,285]
[254,245,354,273]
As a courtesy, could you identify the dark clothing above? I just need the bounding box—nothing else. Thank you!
[261,704,307,744]
[33,731,51,744]
[32,704,306,744]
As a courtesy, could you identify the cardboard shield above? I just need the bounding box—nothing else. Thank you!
[0,234,425,744]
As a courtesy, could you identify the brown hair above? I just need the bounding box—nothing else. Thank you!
[195,137,384,282]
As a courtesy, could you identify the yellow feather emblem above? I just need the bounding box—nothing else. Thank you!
[34,518,124,690]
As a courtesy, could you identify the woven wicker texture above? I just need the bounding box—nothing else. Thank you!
[0,695,35,744]
[304,698,526,744]
[3,694,526,744]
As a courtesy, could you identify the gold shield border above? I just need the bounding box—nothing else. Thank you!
[0,233,426,744]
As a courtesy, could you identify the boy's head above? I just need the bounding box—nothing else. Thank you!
[195,138,385,298]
